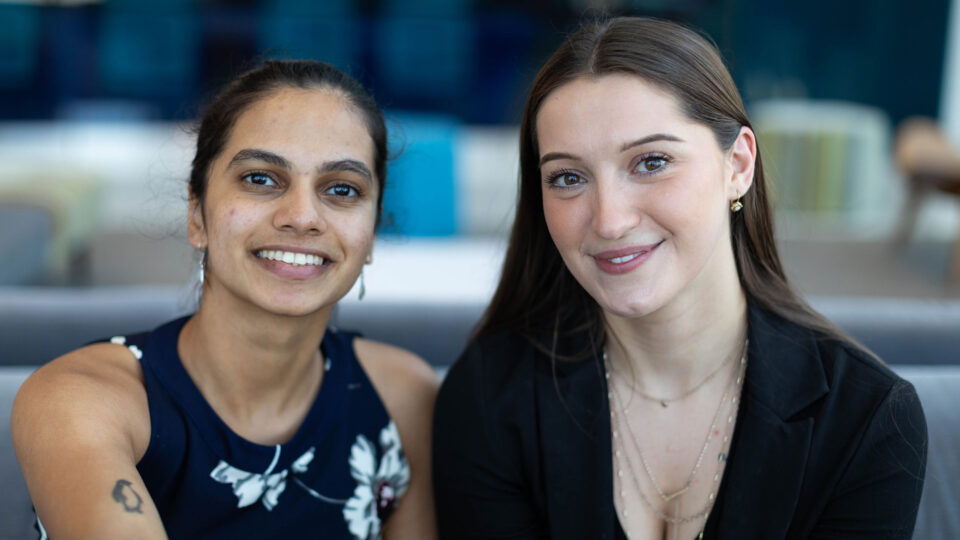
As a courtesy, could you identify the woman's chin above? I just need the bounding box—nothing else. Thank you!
[249,293,336,319]
[598,297,662,321]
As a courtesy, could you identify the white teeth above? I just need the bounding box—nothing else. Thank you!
[609,252,644,264]
[256,250,324,267]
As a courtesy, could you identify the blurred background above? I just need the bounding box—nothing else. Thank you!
[3,4,960,536]
[1,0,960,300]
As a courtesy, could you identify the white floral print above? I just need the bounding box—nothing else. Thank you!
[110,335,143,360]
[342,421,410,539]
[210,445,315,510]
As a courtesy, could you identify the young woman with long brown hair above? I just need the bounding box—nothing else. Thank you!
[433,17,926,539]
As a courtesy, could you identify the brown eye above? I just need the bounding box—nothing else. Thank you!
[637,156,666,173]
[242,172,277,186]
[547,171,585,187]
[327,184,359,198]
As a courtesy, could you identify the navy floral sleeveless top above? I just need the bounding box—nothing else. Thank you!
[37,316,409,540]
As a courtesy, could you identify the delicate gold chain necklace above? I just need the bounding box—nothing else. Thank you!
[607,341,742,408]
[607,340,747,536]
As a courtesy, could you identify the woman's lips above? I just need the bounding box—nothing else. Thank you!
[592,241,663,275]
[253,248,332,280]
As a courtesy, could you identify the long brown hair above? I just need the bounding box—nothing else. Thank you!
[476,16,845,358]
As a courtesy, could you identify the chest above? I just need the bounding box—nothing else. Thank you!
[607,377,742,539]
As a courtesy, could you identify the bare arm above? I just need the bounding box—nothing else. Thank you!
[355,339,439,540]
[12,344,167,539]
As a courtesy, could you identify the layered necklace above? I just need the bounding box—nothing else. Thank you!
[605,339,748,540]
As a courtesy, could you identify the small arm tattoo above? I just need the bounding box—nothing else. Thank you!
[111,479,144,514]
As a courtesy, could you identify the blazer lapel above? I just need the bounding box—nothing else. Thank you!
[535,344,618,540]
[530,305,829,539]
[709,305,829,538]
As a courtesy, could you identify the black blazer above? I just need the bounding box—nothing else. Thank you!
[433,304,927,539]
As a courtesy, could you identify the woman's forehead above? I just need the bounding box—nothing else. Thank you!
[535,75,702,154]
[223,87,376,170]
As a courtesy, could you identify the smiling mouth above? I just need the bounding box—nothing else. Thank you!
[592,241,664,275]
[255,249,325,267]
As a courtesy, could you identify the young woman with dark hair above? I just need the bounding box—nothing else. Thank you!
[433,17,926,539]
[13,60,438,539]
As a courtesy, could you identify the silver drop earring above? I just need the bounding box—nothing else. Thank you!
[195,250,207,308]
[358,253,371,301]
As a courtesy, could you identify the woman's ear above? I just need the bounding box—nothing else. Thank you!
[187,197,207,250]
[726,126,757,200]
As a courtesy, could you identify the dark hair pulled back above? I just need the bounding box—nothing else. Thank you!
[189,59,388,227]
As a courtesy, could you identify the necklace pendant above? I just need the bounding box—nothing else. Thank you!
[660,400,668,408]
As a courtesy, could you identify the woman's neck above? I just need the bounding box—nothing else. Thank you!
[603,270,748,396]
[177,285,333,426]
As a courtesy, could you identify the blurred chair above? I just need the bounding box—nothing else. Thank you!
[0,172,102,284]
[751,100,892,222]
[0,205,52,285]
[893,117,960,282]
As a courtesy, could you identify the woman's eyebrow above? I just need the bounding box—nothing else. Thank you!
[319,159,374,184]
[228,148,290,169]
[619,133,685,152]
[539,151,579,168]
[227,150,373,184]
[539,133,686,167]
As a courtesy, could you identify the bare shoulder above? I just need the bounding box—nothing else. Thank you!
[353,339,439,539]
[352,338,439,446]
[12,342,151,459]
[353,338,440,400]
[12,344,167,538]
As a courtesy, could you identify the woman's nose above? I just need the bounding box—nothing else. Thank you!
[591,178,639,240]
[273,183,326,234]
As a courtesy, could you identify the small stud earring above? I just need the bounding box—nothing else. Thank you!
[730,197,744,213]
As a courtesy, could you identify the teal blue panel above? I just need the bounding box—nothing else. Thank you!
[0,6,40,89]
[383,113,459,237]
[381,0,472,17]
[258,17,360,71]
[98,10,198,96]
[375,17,474,99]
[106,0,194,8]
[261,0,357,17]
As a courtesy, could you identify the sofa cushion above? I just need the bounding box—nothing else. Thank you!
[895,366,960,539]
[0,368,36,539]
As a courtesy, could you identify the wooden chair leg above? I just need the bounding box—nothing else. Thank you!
[895,179,927,248]
[951,217,960,284]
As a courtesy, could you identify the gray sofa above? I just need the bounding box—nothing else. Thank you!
[0,286,958,538]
